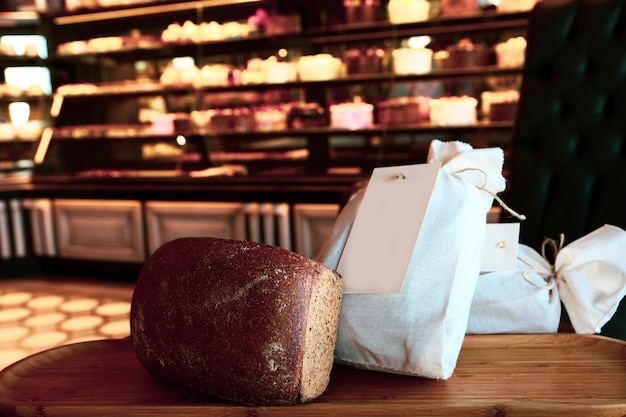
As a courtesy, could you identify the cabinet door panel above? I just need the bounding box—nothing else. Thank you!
[54,199,145,262]
[293,204,339,259]
[145,201,246,255]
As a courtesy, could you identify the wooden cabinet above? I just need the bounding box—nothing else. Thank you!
[18,198,323,266]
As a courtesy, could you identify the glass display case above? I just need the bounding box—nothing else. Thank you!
[31,0,529,180]
[0,11,51,182]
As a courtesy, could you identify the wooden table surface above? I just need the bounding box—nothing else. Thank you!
[1,333,625,416]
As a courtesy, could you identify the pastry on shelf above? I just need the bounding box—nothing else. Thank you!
[0,84,22,97]
[429,96,478,126]
[345,0,383,24]
[330,99,374,130]
[446,38,485,68]
[387,0,430,23]
[393,47,433,75]
[498,0,537,11]
[0,123,14,141]
[495,36,527,68]
[481,90,519,121]
[287,102,326,129]
[0,43,16,56]
[196,21,226,42]
[193,64,232,88]
[378,96,430,126]
[345,47,387,75]
[160,61,199,87]
[297,54,343,82]
[87,36,124,53]
[254,105,289,131]
[441,0,479,16]
[161,22,183,43]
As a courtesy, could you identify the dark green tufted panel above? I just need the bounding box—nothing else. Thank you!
[504,0,626,339]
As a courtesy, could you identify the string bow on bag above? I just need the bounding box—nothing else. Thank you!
[427,140,506,212]
[429,140,524,220]
[545,225,626,333]
[467,224,626,334]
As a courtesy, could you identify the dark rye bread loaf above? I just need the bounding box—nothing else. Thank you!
[130,237,343,406]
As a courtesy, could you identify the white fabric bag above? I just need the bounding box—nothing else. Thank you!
[467,224,626,334]
[317,140,507,379]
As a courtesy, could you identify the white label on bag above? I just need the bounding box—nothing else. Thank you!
[338,163,440,294]
[480,223,520,272]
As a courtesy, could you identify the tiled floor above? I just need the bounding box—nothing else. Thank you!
[0,277,134,371]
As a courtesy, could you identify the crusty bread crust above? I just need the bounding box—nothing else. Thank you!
[130,237,342,406]
[300,267,344,402]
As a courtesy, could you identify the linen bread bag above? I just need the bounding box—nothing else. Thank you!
[467,224,626,335]
[317,140,511,379]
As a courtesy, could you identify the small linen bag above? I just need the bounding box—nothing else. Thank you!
[467,224,626,334]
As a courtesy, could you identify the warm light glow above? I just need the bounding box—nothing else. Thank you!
[0,35,48,59]
[176,135,187,146]
[278,48,288,58]
[50,93,64,118]
[8,102,30,127]
[33,127,53,164]
[407,35,432,49]
[172,57,195,70]
[4,67,52,95]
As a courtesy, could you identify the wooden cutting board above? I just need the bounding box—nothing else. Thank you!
[1,333,626,416]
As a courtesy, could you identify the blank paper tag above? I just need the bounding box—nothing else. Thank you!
[480,223,520,272]
[338,163,440,294]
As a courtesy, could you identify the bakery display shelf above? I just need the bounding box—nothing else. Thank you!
[51,30,302,63]
[50,124,190,139]
[193,121,516,139]
[307,10,529,45]
[46,16,526,65]
[0,95,51,104]
[51,66,522,100]
[0,144,37,179]
[0,56,45,67]
[55,80,174,97]
[47,0,270,26]
[0,159,34,171]
[191,66,522,92]
[0,11,40,29]
[33,0,527,184]
[45,13,527,63]
[0,137,40,144]
[299,66,523,87]
[58,81,289,98]
[46,120,515,141]
[50,35,163,59]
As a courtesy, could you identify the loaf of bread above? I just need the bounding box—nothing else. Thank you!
[130,237,343,406]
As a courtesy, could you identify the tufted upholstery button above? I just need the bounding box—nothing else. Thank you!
[553,46,588,87]
[595,44,626,83]
[504,0,626,340]
[568,85,607,123]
